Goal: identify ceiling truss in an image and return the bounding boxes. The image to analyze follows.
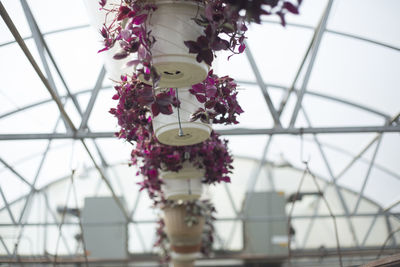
[0,0,399,263]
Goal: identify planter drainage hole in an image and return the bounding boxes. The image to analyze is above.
[175,133,192,140]
[162,70,184,79]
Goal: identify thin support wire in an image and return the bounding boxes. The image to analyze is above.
[43,192,72,254]
[377,227,400,259]
[353,136,383,214]
[287,167,308,267]
[307,163,343,267]
[301,107,360,247]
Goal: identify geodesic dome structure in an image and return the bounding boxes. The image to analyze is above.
[0,0,399,266]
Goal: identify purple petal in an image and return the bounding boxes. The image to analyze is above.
[121,29,131,41]
[283,2,299,14]
[195,94,207,103]
[151,103,160,117]
[205,87,217,98]
[238,43,246,53]
[133,14,148,25]
[192,83,206,93]
[99,0,106,7]
[113,50,129,60]
[184,40,200,53]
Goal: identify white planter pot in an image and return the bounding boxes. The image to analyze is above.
[162,162,204,200]
[148,0,209,88]
[85,0,209,85]
[152,88,211,146]
[163,205,205,246]
[163,177,202,201]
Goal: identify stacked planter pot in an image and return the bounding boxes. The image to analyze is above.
[148,3,212,265]
[152,88,212,146]
[146,0,209,88]
[94,0,302,265]
[161,162,204,201]
[148,1,211,146]
[164,205,205,266]
[86,0,212,146]
[89,0,249,265]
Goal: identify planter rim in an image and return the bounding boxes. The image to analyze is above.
[149,0,205,8]
[161,161,205,179]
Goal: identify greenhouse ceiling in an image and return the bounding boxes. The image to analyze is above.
[0,0,399,265]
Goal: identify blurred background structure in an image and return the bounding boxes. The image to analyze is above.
[0,0,399,266]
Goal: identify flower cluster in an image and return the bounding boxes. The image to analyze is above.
[109,74,179,142]
[99,0,160,84]
[131,131,234,199]
[190,70,243,124]
[99,0,301,79]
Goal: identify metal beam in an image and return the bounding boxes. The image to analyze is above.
[237,80,391,119]
[245,136,272,194]
[1,83,391,122]
[0,3,130,223]
[353,136,383,214]
[128,191,142,219]
[261,19,400,52]
[0,2,76,132]
[20,0,71,132]
[0,24,90,48]
[361,209,387,247]
[289,0,333,127]
[384,199,400,212]
[42,191,72,254]
[69,172,89,266]
[21,1,84,117]
[0,158,34,189]
[0,187,17,224]
[11,117,63,259]
[0,212,397,226]
[1,16,398,53]
[302,107,360,246]
[1,125,400,141]
[79,67,106,130]
[335,113,400,183]
[300,136,400,182]
[0,236,10,256]
[277,9,317,117]
[244,41,282,127]
[300,115,399,248]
